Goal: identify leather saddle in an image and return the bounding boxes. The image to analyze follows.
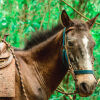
[0,42,13,68]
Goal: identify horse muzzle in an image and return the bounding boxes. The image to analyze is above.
[76,74,97,97]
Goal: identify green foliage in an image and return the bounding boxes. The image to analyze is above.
[0,0,100,100]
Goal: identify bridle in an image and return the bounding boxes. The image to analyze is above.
[62,27,94,75]
[58,27,96,98]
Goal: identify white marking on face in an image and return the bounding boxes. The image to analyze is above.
[82,36,92,70]
[76,57,79,62]
[88,75,92,81]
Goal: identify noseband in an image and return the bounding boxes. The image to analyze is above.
[62,28,94,75]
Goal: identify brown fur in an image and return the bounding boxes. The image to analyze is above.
[14,31,66,100]
[0,10,98,100]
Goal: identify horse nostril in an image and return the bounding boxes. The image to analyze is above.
[92,82,97,89]
[80,82,89,93]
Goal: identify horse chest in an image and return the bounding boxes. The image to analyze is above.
[17,58,47,100]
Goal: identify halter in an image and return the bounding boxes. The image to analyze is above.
[62,27,94,75]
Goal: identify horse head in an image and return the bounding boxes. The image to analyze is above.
[61,10,99,97]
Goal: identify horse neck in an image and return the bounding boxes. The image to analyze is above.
[30,29,68,97]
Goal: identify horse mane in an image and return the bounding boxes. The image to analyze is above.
[24,20,88,50]
[24,24,63,50]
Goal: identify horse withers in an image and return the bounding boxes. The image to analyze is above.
[0,10,99,100]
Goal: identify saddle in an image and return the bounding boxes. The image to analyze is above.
[0,42,15,97]
[0,42,13,68]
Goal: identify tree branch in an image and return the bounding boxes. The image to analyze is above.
[61,0,100,25]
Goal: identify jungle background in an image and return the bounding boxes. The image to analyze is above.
[0,0,100,100]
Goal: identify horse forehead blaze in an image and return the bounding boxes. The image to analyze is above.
[82,35,92,70]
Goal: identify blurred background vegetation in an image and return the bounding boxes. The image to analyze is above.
[0,0,100,100]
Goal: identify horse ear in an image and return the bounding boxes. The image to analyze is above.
[61,10,74,28]
[86,14,99,29]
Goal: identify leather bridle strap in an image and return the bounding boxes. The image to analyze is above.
[74,70,94,75]
[62,28,69,66]
[62,27,94,75]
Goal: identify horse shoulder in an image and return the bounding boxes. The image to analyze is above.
[14,51,47,100]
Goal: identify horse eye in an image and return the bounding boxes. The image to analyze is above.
[93,57,96,61]
[68,41,74,47]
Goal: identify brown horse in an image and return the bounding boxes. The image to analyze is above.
[0,10,99,100]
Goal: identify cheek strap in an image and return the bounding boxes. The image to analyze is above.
[74,70,94,75]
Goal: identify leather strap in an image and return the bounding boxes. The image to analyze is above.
[62,28,94,75]
[74,70,94,75]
